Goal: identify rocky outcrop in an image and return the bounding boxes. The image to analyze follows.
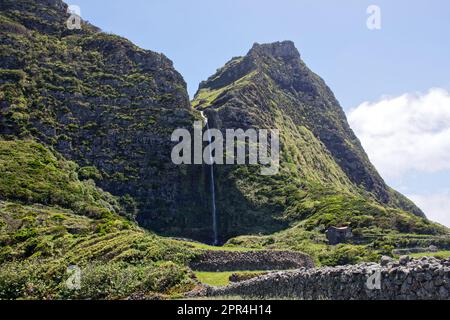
[205,257,450,300]
[189,250,314,272]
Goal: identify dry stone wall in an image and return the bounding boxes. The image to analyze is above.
[206,256,450,300]
[189,250,315,272]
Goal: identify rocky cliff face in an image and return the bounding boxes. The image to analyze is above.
[0,0,213,240]
[193,41,429,241]
[0,1,439,245]
[197,41,422,215]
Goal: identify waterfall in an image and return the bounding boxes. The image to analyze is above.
[201,111,219,246]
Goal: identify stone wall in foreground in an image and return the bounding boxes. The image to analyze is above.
[206,256,450,300]
[189,250,315,272]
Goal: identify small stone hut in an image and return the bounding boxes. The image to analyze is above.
[326,226,353,245]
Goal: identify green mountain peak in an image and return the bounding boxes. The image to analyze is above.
[192,41,428,241]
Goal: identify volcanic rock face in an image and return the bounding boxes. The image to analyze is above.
[0,0,213,240]
[192,41,426,240]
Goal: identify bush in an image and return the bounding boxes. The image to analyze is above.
[0,260,194,300]
[0,261,63,300]
[59,262,193,300]
[0,263,32,299]
[319,244,380,266]
[143,262,192,294]
[78,166,102,181]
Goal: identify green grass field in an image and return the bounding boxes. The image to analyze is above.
[194,271,270,287]
[409,251,450,259]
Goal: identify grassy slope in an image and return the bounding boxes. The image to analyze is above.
[0,140,122,218]
[410,251,450,259]
[0,140,198,299]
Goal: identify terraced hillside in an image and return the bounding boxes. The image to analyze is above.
[0,140,199,299]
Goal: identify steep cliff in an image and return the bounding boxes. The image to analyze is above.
[0,0,213,240]
[192,41,434,241]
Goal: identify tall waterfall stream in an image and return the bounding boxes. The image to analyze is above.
[201,111,218,245]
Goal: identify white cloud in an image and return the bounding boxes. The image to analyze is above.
[348,88,450,179]
[348,88,450,227]
[408,193,450,228]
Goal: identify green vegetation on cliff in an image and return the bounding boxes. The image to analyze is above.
[0,140,123,218]
[192,41,446,243]
[0,0,213,242]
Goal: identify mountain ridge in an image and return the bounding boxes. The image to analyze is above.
[1,0,444,247]
[192,40,435,242]
[195,40,424,216]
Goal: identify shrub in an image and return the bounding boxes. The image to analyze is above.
[319,244,380,266]
[78,166,102,181]
[0,260,194,300]
[58,262,193,300]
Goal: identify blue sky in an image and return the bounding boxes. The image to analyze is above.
[70,0,450,226]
